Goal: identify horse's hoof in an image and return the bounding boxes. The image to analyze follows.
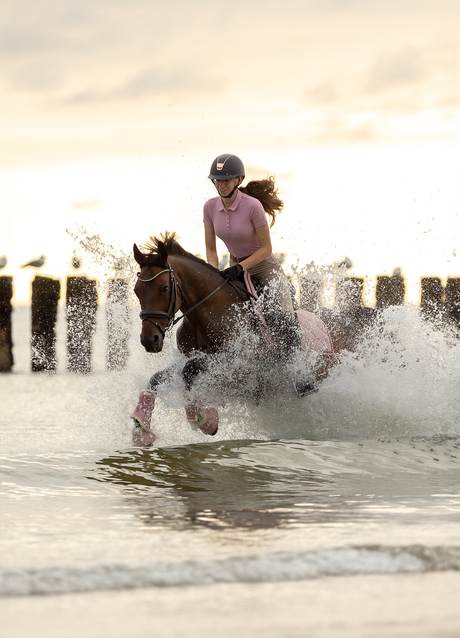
[185,401,219,436]
[199,409,219,436]
[132,423,156,447]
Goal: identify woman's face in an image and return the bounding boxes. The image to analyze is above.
[215,177,240,198]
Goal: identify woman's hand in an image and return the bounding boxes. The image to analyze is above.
[220,264,243,280]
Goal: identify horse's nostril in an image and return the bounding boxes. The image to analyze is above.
[140,331,163,353]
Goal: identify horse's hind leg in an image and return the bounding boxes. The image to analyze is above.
[182,356,219,436]
[131,368,174,447]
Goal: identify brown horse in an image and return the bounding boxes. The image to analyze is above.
[131,232,335,446]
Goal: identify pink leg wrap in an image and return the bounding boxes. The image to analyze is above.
[185,399,219,436]
[132,427,156,447]
[131,390,156,447]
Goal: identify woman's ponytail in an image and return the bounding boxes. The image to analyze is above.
[240,176,284,227]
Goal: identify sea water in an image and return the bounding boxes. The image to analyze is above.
[1,303,460,638]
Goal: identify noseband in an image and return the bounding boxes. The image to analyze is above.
[137,262,181,339]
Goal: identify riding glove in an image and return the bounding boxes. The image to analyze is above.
[220,264,243,280]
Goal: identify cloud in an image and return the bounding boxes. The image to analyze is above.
[0,30,63,56]
[314,118,376,144]
[0,2,97,56]
[301,38,460,118]
[1,0,459,166]
[111,66,224,100]
[0,1,228,107]
[7,60,64,92]
[63,65,226,105]
[363,48,426,94]
[304,81,342,105]
[438,93,460,108]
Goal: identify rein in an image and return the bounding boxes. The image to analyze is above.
[137,262,229,337]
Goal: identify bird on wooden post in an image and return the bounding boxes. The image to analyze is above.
[335,256,353,272]
[21,255,46,269]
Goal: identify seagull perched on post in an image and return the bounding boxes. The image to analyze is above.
[334,256,353,271]
[21,255,46,269]
[0,256,7,270]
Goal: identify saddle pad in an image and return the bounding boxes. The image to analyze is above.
[297,308,334,354]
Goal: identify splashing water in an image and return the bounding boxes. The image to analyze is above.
[60,303,459,452]
[27,228,458,451]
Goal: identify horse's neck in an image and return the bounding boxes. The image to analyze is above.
[171,256,224,308]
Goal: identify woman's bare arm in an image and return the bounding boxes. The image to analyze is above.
[204,224,219,268]
[240,224,272,270]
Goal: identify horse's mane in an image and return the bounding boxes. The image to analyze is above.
[141,231,219,273]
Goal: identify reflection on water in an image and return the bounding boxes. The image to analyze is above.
[90,437,460,532]
[92,441,330,530]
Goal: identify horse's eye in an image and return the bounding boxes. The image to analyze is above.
[161,285,169,294]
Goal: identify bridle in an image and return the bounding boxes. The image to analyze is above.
[136,261,228,338]
[137,262,181,339]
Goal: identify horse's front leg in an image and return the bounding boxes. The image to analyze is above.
[131,368,174,447]
[182,356,219,436]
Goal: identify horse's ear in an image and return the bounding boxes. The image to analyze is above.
[133,243,144,266]
[157,241,168,265]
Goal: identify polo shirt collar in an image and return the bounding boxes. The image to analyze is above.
[218,189,242,212]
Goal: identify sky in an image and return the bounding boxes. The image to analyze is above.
[1,0,459,302]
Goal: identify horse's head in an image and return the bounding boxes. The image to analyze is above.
[133,242,180,353]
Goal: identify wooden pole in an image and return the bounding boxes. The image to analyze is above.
[375,275,406,309]
[31,275,61,372]
[331,276,376,351]
[445,277,460,328]
[335,276,364,309]
[0,276,13,372]
[66,276,98,373]
[420,277,444,323]
[300,278,323,313]
[106,279,130,371]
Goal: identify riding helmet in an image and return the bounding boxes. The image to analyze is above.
[208,154,245,180]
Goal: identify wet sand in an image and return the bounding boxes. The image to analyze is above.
[2,572,460,638]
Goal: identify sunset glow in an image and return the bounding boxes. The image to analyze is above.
[1,0,459,302]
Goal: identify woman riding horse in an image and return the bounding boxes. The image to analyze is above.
[130,155,327,446]
[205,154,308,391]
[131,231,334,446]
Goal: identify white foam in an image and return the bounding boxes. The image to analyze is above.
[1,545,460,597]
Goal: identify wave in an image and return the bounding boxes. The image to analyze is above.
[2,545,460,597]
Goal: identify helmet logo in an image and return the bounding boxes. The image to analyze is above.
[216,156,232,171]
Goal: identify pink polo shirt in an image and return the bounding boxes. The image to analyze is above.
[203,190,268,258]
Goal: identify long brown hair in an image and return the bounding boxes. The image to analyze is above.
[240,176,283,227]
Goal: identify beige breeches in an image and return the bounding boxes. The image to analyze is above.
[230,253,295,320]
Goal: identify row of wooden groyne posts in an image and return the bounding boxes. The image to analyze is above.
[0,273,459,373]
